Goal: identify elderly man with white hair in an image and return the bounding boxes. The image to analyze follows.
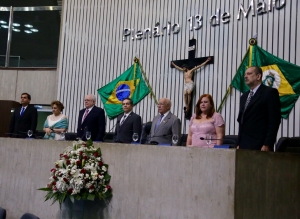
[150,98,181,145]
[77,94,106,141]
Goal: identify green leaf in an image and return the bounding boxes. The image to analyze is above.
[69,195,75,203]
[87,194,95,201]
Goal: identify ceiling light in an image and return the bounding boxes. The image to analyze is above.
[24,30,32,34]
[30,29,38,32]
[13,23,20,26]
[1,25,9,28]
[13,29,21,32]
[24,24,33,28]
[0,20,7,24]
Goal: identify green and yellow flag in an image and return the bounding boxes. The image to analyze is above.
[98,61,150,119]
[222,39,300,119]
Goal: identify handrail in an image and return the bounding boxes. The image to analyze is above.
[0,5,62,68]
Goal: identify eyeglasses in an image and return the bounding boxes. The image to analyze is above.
[84,99,93,102]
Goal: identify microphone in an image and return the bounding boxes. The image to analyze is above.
[103,121,119,142]
[199,137,236,147]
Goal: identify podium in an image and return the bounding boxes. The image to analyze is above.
[0,100,20,137]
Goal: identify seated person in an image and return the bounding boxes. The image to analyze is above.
[43,100,68,140]
[186,94,225,147]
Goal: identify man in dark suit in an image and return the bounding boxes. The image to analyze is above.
[150,98,181,145]
[114,98,142,143]
[9,93,38,138]
[77,94,106,141]
[237,66,281,151]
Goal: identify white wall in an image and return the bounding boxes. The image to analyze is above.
[57,0,300,138]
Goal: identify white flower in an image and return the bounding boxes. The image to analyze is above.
[101,166,107,171]
[98,174,104,179]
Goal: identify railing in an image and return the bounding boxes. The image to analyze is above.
[0,6,62,67]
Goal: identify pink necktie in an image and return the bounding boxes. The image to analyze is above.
[82,109,89,123]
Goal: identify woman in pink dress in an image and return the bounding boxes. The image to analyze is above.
[186,94,225,148]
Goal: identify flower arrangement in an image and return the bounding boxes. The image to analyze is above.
[39,140,112,205]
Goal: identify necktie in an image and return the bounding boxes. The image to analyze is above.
[82,109,89,123]
[120,115,127,125]
[241,91,254,124]
[154,114,164,131]
[20,107,25,116]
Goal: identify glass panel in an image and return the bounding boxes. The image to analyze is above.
[10,10,60,67]
[0,11,9,67]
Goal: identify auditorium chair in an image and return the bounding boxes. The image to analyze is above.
[275,137,300,153]
[140,122,152,144]
[20,213,40,219]
[0,207,6,219]
[223,135,238,148]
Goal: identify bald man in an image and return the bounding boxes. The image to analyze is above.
[77,94,106,141]
[150,98,181,145]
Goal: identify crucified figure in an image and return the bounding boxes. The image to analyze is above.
[171,57,211,113]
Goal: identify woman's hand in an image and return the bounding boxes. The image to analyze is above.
[45,128,52,135]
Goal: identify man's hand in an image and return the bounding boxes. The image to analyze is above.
[261,145,270,151]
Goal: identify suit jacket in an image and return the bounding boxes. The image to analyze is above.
[114,112,142,143]
[9,104,38,138]
[77,106,106,141]
[150,112,181,145]
[237,84,281,150]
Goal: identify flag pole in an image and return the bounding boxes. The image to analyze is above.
[134,57,158,104]
[217,46,251,112]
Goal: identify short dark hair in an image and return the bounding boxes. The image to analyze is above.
[122,98,133,105]
[51,100,65,111]
[21,93,31,100]
[251,66,263,76]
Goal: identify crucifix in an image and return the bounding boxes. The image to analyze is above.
[171,38,213,119]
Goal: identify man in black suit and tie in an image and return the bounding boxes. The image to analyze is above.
[9,93,38,138]
[114,98,142,143]
[77,94,106,141]
[237,66,281,151]
[150,98,181,145]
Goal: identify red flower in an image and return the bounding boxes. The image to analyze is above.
[59,154,63,158]
[76,160,81,165]
[66,160,71,165]
[106,185,111,190]
[83,156,88,160]
[80,169,87,174]
[52,181,56,185]
[98,161,104,166]
[67,188,73,194]
[82,142,87,146]
[94,152,98,157]
[55,164,59,168]
[63,155,69,159]
[89,185,95,189]
[63,178,68,183]
[51,168,56,173]
[53,176,57,180]
[79,151,83,156]
[53,186,58,191]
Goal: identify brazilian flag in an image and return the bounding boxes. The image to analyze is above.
[231,38,300,119]
[98,62,150,119]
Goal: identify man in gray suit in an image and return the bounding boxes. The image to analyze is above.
[150,98,181,145]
